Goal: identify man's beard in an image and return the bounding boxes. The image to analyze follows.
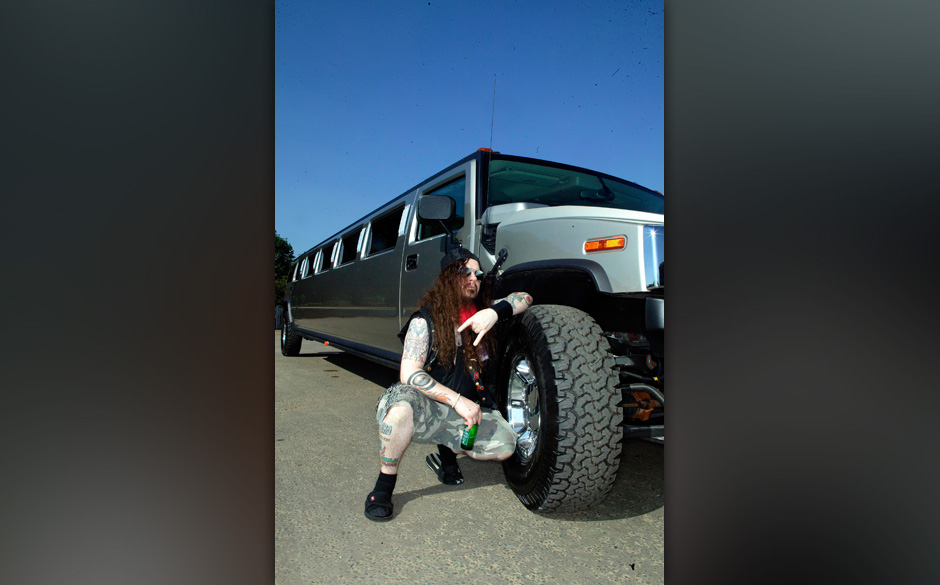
[464,282,479,299]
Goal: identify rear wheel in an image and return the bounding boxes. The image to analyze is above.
[498,305,622,511]
[280,310,302,356]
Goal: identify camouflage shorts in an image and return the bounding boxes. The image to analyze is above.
[375,383,517,457]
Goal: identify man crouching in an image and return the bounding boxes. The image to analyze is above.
[364,246,533,521]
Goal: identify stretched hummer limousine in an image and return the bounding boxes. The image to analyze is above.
[281,148,664,512]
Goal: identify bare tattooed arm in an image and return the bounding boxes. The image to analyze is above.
[400,317,450,406]
[402,317,430,364]
[400,316,481,428]
[505,292,534,315]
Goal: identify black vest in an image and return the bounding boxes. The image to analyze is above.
[398,307,498,409]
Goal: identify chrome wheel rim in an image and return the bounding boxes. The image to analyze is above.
[505,354,540,463]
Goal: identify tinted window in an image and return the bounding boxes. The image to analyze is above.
[320,247,332,272]
[316,247,332,273]
[367,206,404,256]
[417,176,466,241]
[339,229,361,265]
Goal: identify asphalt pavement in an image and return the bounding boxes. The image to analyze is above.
[275,333,664,585]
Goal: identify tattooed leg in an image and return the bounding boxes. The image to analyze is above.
[378,402,414,475]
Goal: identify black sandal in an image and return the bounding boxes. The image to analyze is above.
[364,491,394,522]
[426,453,464,485]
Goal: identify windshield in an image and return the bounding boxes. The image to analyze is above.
[487,158,663,214]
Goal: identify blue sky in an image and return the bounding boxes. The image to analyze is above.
[275,0,663,258]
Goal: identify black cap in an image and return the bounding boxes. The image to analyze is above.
[440,246,479,271]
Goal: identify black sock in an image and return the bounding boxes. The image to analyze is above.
[437,444,458,466]
[373,472,397,495]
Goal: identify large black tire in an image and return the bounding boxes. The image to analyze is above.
[497,305,622,512]
[280,311,302,356]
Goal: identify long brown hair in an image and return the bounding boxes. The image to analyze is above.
[418,259,494,373]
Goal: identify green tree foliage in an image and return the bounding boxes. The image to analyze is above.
[275,230,295,307]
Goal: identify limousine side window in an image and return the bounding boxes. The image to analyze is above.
[317,247,332,273]
[338,228,362,266]
[291,262,299,281]
[366,206,405,257]
[416,176,466,241]
[299,256,310,278]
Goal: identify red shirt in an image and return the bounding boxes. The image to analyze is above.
[459,303,477,326]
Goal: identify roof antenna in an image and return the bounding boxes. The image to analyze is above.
[489,74,496,150]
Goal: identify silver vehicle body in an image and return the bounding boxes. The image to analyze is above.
[286,151,662,355]
[282,149,664,511]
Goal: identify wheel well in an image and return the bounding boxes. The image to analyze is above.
[494,267,651,334]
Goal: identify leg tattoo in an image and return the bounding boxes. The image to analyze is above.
[378,402,413,474]
[379,421,399,468]
[379,445,400,468]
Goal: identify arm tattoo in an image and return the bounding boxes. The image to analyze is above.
[403,318,430,363]
[507,292,533,311]
[406,371,437,391]
[405,370,453,404]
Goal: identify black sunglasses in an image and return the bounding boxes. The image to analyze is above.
[460,267,485,279]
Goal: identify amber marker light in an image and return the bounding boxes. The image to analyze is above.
[584,236,626,253]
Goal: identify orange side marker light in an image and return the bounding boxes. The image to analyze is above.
[584,236,626,253]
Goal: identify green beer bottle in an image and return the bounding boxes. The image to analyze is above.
[461,371,483,450]
[460,423,478,450]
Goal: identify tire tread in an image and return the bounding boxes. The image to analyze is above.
[514,305,623,511]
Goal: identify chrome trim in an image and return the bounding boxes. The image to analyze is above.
[643,225,664,289]
[505,355,541,464]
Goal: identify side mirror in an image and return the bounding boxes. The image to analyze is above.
[417,195,455,221]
